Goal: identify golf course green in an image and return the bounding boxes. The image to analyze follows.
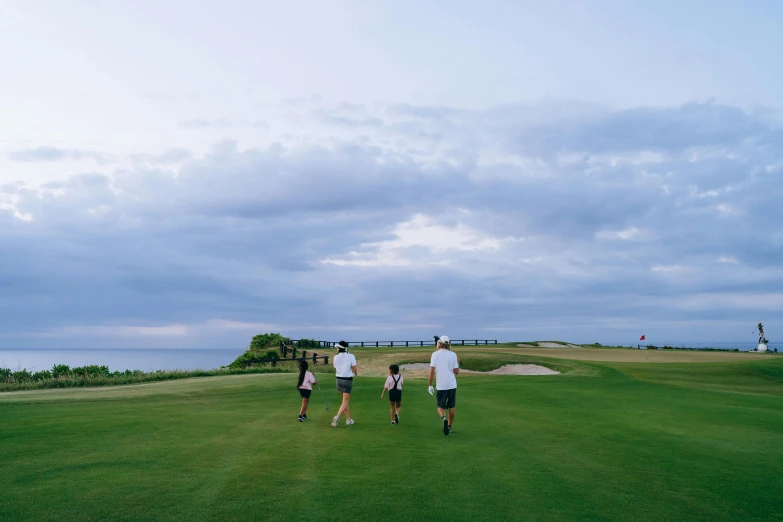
[1,345,781,521]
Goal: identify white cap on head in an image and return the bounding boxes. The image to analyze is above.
[439,335,450,343]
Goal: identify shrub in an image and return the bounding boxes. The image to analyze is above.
[0,368,11,381]
[32,370,52,381]
[249,333,290,352]
[12,369,33,382]
[230,333,290,368]
[663,346,673,350]
[72,365,110,377]
[51,364,71,378]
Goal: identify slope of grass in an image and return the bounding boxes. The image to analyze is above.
[1,354,782,521]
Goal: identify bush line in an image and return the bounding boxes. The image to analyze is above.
[0,363,306,393]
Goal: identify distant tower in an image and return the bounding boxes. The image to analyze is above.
[756,322,769,352]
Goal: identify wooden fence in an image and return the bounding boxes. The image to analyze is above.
[283,339,498,349]
[278,344,330,364]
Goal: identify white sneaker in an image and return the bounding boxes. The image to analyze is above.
[331,416,338,427]
[346,418,355,425]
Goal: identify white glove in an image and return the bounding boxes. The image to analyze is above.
[428,386,434,395]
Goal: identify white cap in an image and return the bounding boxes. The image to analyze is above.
[439,335,450,343]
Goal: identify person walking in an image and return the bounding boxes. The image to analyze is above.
[428,335,459,435]
[331,340,357,427]
[380,364,403,424]
[296,360,317,422]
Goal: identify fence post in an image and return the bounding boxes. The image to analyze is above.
[391,341,394,347]
[325,356,329,365]
[376,341,379,347]
[312,353,317,363]
[406,341,409,347]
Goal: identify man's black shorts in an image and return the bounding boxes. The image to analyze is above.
[436,388,456,409]
[298,388,312,399]
[389,389,402,403]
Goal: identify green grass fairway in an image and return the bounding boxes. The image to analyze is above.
[2,349,782,521]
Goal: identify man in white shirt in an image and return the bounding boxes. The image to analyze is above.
[332,341,358,427]
[428,335,459,436]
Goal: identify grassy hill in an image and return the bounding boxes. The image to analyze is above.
[1,345,781,521]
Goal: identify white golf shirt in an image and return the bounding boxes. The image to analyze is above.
[430,349,458,390]
[333,352,357,378]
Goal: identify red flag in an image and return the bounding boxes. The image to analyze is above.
[640,335,646,341]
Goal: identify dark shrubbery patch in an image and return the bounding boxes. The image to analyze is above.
[51,364,71,378]
[12,369,32,382]
[72,365,111,377]
[230,332,291,368]
[248,333,290,352]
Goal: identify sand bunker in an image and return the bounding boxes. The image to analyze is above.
[518,342,581,348]
[401,363,558,375]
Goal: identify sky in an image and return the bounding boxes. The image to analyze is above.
[1,0,782,349]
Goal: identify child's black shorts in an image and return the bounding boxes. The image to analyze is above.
[299,388,312,399]
[389,389,402,403]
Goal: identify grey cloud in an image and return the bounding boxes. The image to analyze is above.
[388,103,466,122]
[309,108,383,128]
[2,101,782,348]
[8,147,115,164]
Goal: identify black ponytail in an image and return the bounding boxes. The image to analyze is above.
[297,360,309,388]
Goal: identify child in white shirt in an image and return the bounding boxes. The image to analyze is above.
[380,364,403,424]
[297,360,317,422]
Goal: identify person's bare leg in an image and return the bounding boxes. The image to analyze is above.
[438,407,446,418]
[336,393,350,419]
[448,408,455,427]
[396,401,401,415]
[342,394,352,420]
[299,398,309,416]
[390,402,395,421]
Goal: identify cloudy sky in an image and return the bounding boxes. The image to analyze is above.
[2,0,782,349]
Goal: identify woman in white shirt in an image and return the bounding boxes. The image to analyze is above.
[331,341,357,427]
